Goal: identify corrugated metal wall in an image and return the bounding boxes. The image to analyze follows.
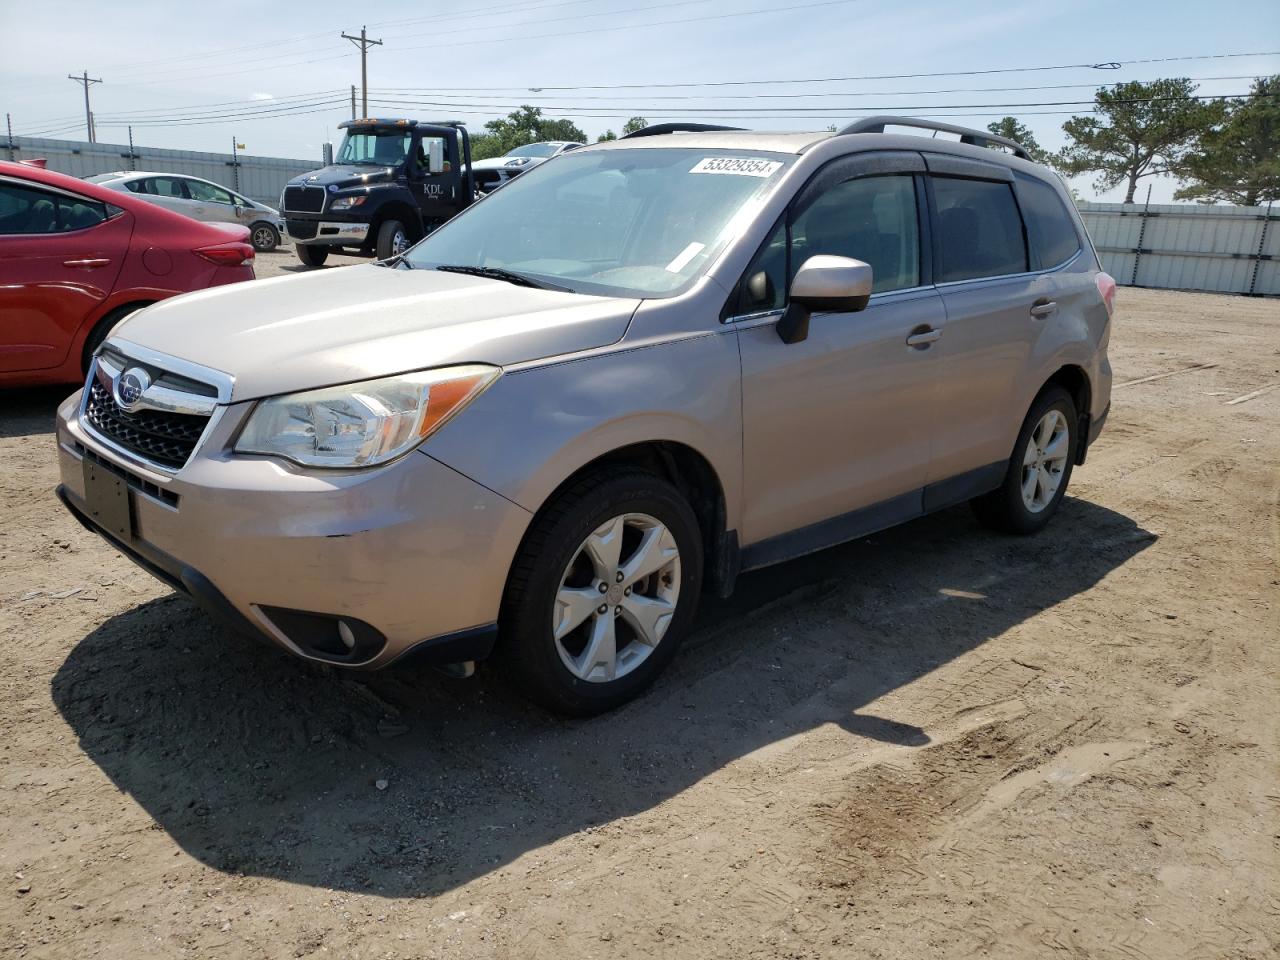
[1078,201,1278,297]
[3,136,319,206]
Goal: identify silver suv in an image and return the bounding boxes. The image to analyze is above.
[55,117,1114,715]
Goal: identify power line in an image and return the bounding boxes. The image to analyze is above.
[67,70,103,142]
[341,26,383,118]
[378,74,1267,102]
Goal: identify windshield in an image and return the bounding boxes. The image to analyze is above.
[336,130,411,166]
[505,142,561,158]
[406,147,794,297]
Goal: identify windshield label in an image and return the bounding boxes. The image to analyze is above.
[690,157,783,178]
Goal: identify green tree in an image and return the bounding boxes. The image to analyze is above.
[1056,78,1224,203]
[1174,76,1280,206]
[597,130,618,142]
[621,116,649,135]
[468,106,588,161]
[986,117,1051,165]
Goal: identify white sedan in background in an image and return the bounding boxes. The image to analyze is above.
[86,171,286,252]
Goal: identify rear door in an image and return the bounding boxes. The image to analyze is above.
[734,153,947,552]
[923,154,1046,481]
[0,177,130,372]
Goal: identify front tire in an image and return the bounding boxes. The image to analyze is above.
[250,222,280,253]
[295,244,329,267]
[375,219,411,260]
[972,386,1077,534]
[499,469,704,716]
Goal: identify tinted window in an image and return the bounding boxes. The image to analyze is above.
[1015,173,1081,269]
[0,182,106,234]
[932,177,1028,282]
[186,179,235,204]
[793,175,920,293]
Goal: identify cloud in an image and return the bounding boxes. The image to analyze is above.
[250,92,274,101]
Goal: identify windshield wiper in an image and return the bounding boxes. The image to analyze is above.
[377,252,413,270]
[434,264,572,292]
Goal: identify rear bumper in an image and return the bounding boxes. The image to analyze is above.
[55,392,531,669]
[285,219,369,246]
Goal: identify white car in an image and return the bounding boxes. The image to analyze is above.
[469,141,583,191]
[86,171,286,252]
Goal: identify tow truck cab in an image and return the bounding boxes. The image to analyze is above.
[281,118,475,266]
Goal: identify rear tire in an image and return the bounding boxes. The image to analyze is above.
[81,304,145,374]
[375,219,410,260]
[250,222,280,253]
[296,244,329,267]
[971,386,1077,534]
[499,469,704,716]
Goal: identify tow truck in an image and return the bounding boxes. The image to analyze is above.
[280,118,479,266]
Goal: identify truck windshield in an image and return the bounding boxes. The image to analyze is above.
[337,130,411,166]
[405,147,795,298]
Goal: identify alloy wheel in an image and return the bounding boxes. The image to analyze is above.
[553,513,681,683]
[1021,409,1070,513]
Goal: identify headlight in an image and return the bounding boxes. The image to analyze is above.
[235,365,499,468]
[329,195,367,210]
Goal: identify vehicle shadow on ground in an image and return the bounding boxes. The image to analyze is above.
[51,497,1154,898]
[0,386,73,439]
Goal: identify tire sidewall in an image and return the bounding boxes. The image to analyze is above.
[999,388,1077,533]
[296,244,328,267]
[376,220,408,260]
[504,474,703,714]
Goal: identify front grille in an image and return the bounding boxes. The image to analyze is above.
[283,185,325,213]
[286,219,318,240]
[84,381,210,470]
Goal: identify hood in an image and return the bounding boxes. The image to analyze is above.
[111,265,638,401]
[289,165,399,191]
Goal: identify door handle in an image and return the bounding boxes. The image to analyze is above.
[906,326,942,349]
[63,258,111,269]
[1030,299,1058,319]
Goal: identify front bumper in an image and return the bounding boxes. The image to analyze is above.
[285,219,369,246]
[55,391,531,668]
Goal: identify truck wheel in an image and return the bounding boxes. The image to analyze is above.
[499,469,704,716]
[296,244,329,267]
[250,223,280,253]
[971,386,1077,534]
[375,220,410,260]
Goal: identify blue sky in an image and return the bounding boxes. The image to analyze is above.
[2,0,1277,201]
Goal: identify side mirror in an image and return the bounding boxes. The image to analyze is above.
[425,139,445,175]
[777,255,873,344]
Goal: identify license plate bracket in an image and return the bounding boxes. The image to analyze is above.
[82,460,134,542]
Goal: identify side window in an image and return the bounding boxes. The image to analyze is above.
[150,177,188,199]
[792,175,920,293]
[124,180,146,194]
[186,180,235,204]
[931,177,1028,282]
[1014,172,1081,269]
[0,182,105,234]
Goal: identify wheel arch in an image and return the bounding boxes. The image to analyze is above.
[511,440,735,599]
[369,199,424,241]
[77,298,159,373]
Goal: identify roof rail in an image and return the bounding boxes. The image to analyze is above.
[836,115,1031,161]
[621,122,747,139]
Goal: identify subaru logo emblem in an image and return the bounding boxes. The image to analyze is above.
[114,367,151,412]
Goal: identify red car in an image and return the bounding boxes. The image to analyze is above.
[0,160,255,388]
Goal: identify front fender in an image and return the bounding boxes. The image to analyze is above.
[423,330,744,528]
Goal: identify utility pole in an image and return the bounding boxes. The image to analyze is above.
[341,26,382,118]
[68,70,103,143]
[5,113,14,162]
[350,84,357,121]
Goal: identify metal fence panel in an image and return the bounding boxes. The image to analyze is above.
[1078,201,1277,297]
[4,135,318,206]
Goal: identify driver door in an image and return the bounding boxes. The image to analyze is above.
[733,155,946,561]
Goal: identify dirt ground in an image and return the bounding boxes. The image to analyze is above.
[1,285,1276,959]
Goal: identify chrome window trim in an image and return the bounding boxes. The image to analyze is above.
[725,283,937,324]
[932,246,1084,291]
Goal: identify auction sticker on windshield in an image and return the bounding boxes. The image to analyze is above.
[690,157,783,177]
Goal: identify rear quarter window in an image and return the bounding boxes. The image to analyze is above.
[1014,172,1082,269]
